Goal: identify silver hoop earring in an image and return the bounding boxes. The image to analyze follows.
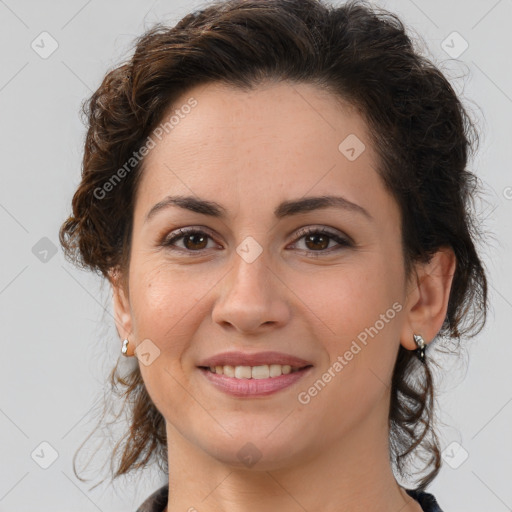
[413,334,426,364]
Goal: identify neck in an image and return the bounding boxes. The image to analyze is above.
[163,398,422,512]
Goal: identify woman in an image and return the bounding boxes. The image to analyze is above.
[59,0,488,510]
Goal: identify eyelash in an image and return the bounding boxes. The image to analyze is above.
[161,226,352,257]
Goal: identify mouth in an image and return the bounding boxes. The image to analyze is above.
[198,363,312,379]
[196,351,314,397]
[197,363,313,397]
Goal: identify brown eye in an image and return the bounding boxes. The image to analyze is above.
[304,232,330,251]
[291,227,352,256]
[183,233,208,250]
[162,228,217,252]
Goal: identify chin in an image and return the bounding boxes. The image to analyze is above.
[199,427,312,471]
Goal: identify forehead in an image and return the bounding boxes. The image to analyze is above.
[135,81,389,221]
[148,80,366,156]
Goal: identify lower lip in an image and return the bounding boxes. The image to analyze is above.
[198,366,313,397]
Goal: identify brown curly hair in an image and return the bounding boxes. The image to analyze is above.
[59,0,488,492]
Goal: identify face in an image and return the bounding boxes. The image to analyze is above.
[114,81,415,469]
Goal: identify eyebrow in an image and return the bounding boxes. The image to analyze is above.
[144,194,372,223]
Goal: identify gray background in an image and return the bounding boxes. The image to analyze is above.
[0,0,511,510]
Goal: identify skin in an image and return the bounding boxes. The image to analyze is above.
[112,81,456,512]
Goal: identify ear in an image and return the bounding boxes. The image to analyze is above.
[400,247,457,350]
[109,268,135,351]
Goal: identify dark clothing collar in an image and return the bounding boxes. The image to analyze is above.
[136,484,444,511]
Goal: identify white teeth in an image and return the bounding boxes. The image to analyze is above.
[270,364,285,377]
[223,365,235,377]
[252,365,270,379]
[234,366,252,379]
[208,364,297,378]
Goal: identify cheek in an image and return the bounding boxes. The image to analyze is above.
[128,262,203,413]
[128,260,198,349]
[315,252,405,380]
[298,271,404,439]
[315,256,402,332]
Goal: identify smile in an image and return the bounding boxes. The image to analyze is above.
[198,365,313,397]
[204,363,304,378]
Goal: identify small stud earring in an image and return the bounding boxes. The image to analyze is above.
[121,338,133,357]
[413,334,426,364]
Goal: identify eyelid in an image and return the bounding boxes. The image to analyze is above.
[161,225,352,254]
[162,226,220,250]
[288,226,352,254]
[292,225,351,244]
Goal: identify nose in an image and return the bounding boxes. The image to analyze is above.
[211,251,291,334]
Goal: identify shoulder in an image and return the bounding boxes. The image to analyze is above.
[406,488,444,512]
[135,484,169,512]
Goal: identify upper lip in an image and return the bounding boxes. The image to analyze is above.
[198,351,313,368]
